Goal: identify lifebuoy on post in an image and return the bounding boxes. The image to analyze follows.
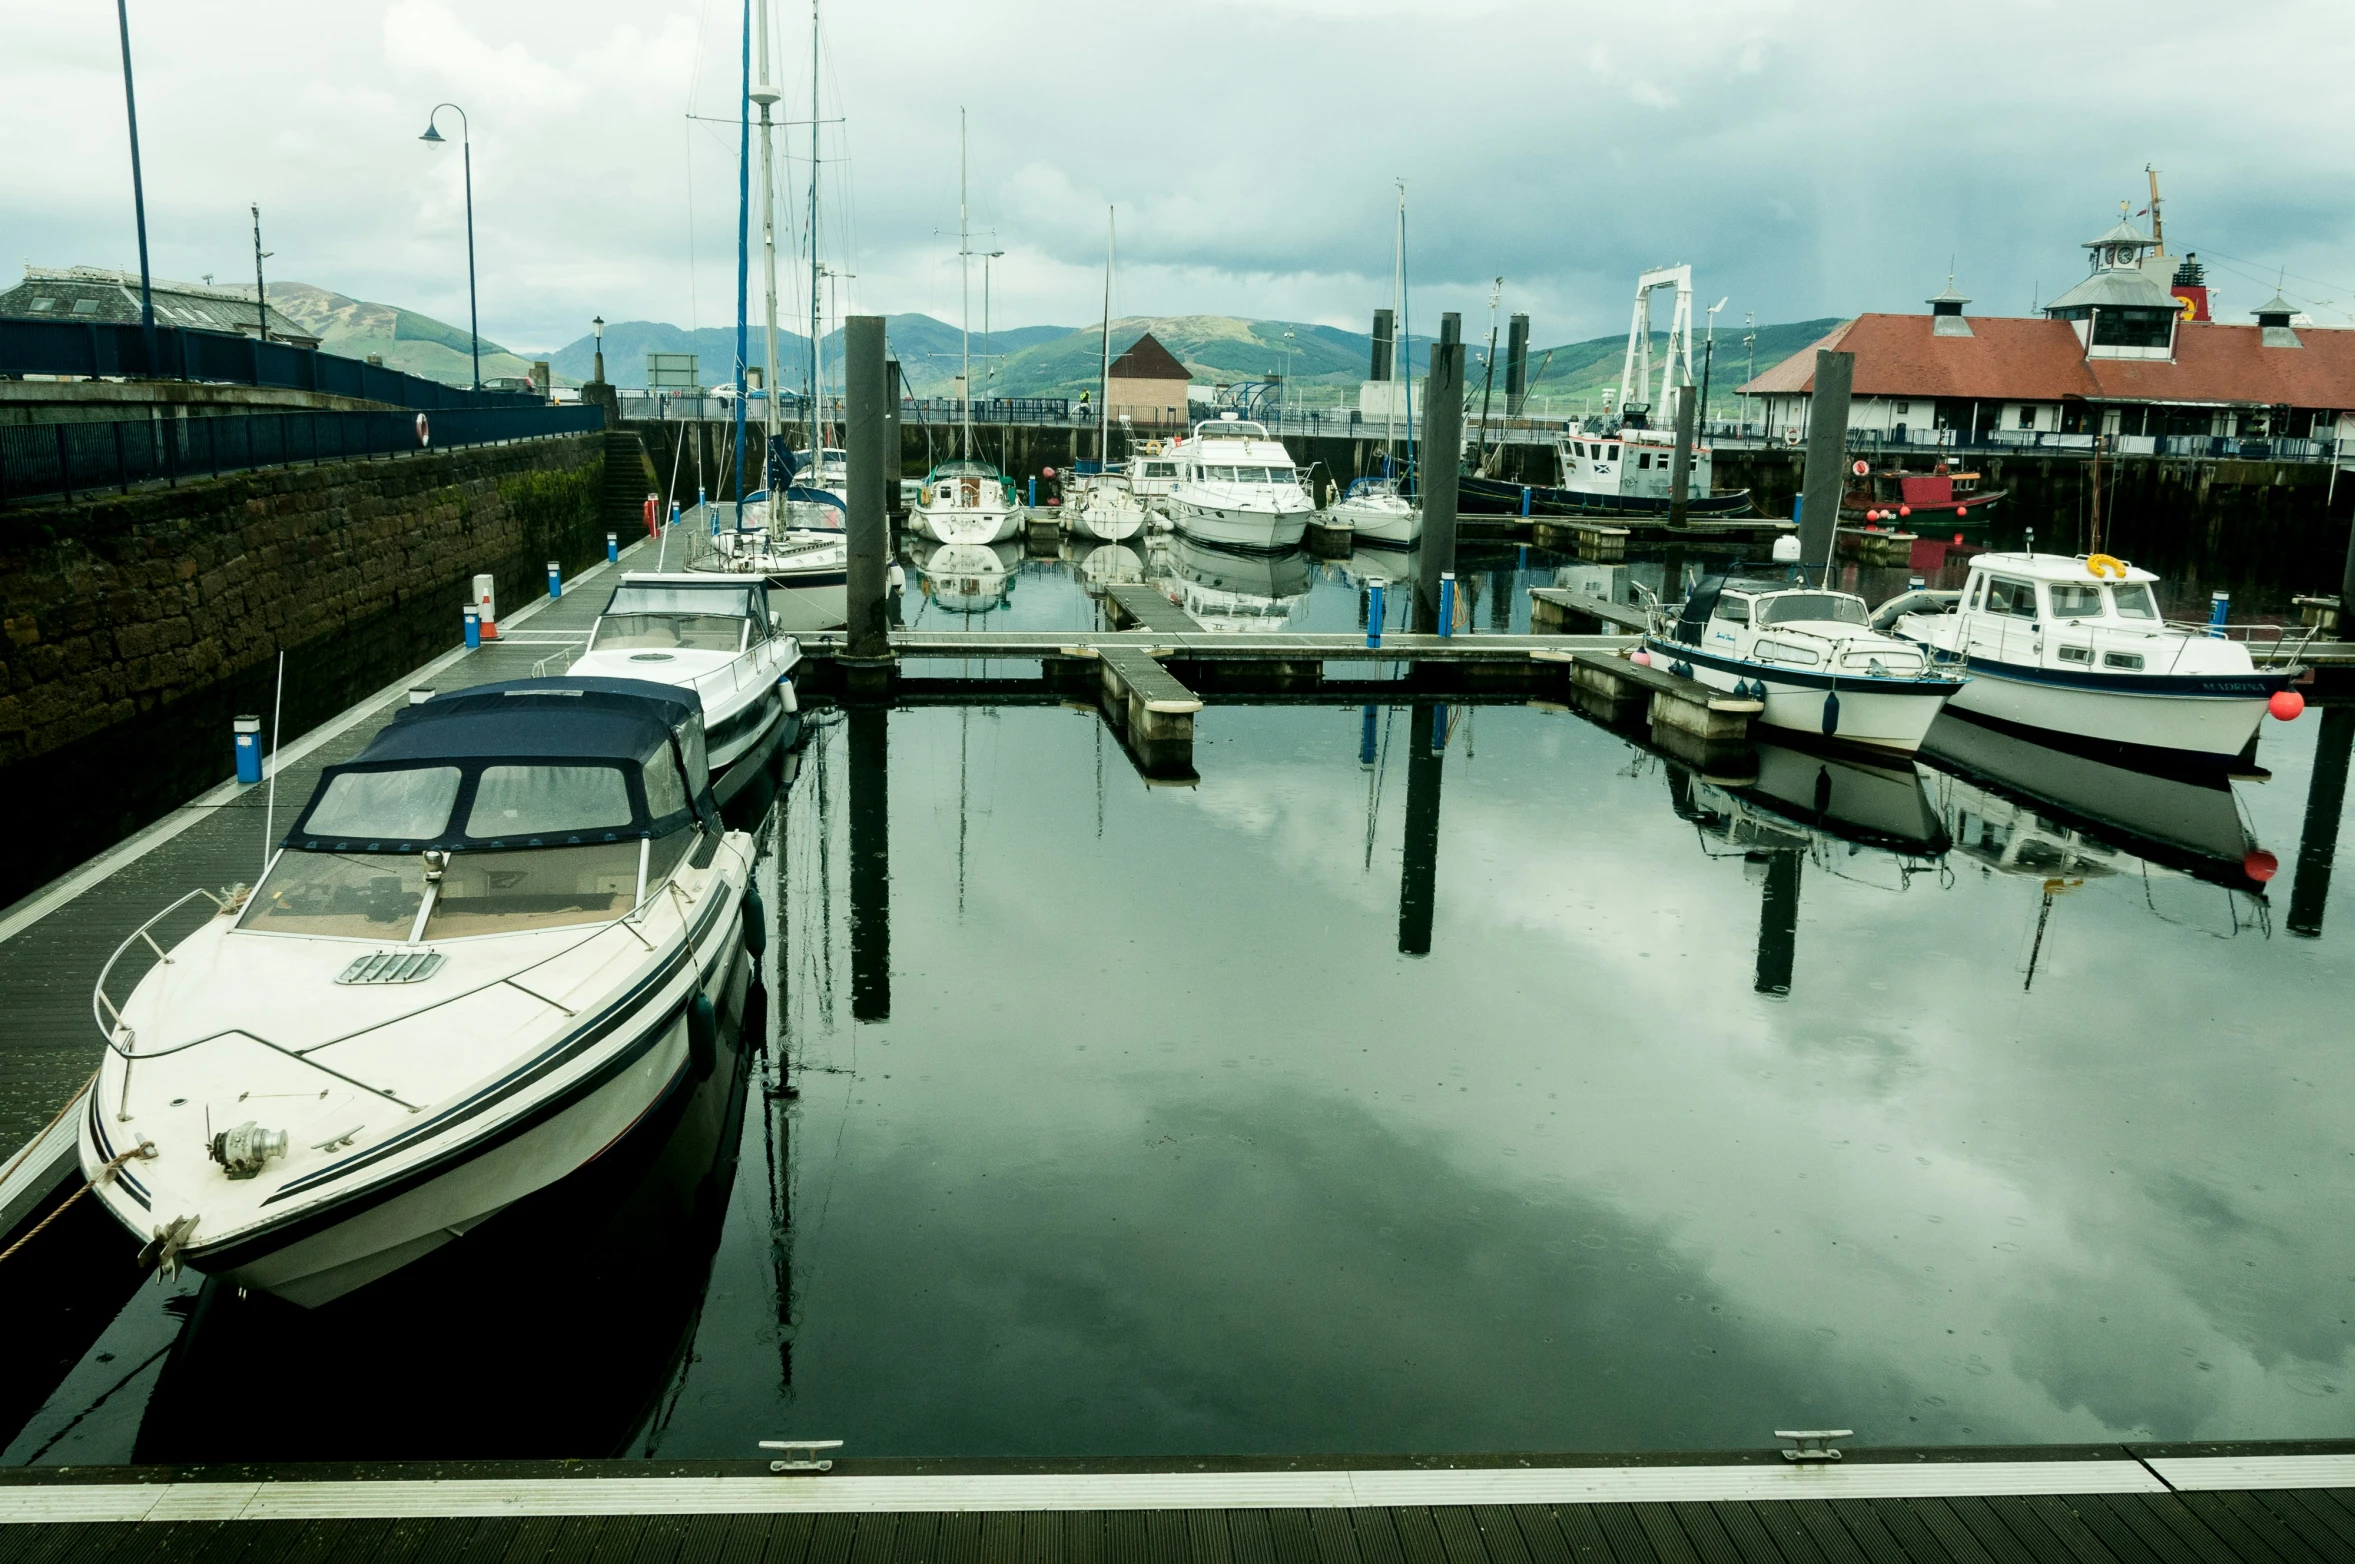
[415,412,431,448]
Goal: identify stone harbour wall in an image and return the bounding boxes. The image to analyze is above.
[0,433,605,903]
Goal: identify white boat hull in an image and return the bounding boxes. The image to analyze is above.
[1657,641,1956,752]
[1330,499,1421,546]
[1169,497,1308,551]
[1941,664,2270,761]
[916,504,1023,545]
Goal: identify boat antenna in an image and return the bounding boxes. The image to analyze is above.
[260,649,285,880]
[1385,183,1402,478]
[958,107,970,464]
[1397,180,1413,495]
[1476,275,1502,473]
[1099,206,1114,467]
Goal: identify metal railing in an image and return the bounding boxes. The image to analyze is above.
[0,317,544,412]
[1707,421,2344,463]
[0,404,607,508]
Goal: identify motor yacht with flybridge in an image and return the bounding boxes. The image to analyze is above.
[567,573,800,802]
[1888,551,2305,764]
[81,678,758,1307]
[1165,415,1313,551]
[1645,567,1966,752]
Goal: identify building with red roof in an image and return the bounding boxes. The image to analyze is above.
[1740,215,2355,454]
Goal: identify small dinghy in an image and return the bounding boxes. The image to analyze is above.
[80,679,760,1307]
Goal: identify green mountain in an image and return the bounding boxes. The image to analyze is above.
[263,281,558,387]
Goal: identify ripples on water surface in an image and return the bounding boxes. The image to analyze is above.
[9,539,2352,1464]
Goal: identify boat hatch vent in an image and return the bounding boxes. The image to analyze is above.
[337,950,446,985]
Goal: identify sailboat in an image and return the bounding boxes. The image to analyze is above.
[1329,183,1421,548]
[913,110,1024,546]
[1068,207,1147,544]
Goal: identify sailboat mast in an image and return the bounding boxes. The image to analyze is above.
[755,0,780,470]
[1385,184,1401,468]
[1398,182,1413,493]
[1098,207,1113,465]
[959,108,971,464]
[807,0,821,450]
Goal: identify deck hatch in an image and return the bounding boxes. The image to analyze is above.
[336,950,446,985]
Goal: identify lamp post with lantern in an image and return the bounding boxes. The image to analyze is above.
[417,103,481,390]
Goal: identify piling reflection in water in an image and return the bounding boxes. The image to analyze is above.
[1397,702,1448,957]
[848,703,892,1022]
[2289,705,2355,937]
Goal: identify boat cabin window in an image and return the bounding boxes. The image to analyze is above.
[1637,452,1653,469]
[592,585,753,653]
[641,738,690,821]
[1145,462,1176,478]
[424,841,644,938]
[2104,651,2146,670]
[1755,638,1822,666]
[1712,596,1752,626]
[2049,583,2105,619]
[1266,465,1296,483]
[2109,583,2159,620]
[1604,445,1619,461]
[238,852,428,938]
[465,764,635,840]
[304,766,462,841]
[1755,592,1868,627]
[1232,466,1268,484]
[1966,578,1984,610]
[1984,576,2038,619]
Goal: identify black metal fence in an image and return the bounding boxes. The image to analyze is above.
[0,405,607,508]
[0,318,543,412]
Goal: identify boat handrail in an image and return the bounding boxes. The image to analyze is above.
[88,834,753,1098]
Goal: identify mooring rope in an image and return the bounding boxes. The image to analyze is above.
[0,1133,154,1268]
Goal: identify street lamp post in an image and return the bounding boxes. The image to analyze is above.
[592,315,606,385]
[981,250,1005,411]
[418,103,481,390]
[113,0,155,372]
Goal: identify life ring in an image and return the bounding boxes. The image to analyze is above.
[415,412,431,447]
[2086,553,2127,579]
[1145,440,1163,455]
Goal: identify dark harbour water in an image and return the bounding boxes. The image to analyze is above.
[9,538,2355,1465]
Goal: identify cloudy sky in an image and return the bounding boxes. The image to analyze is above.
[7,1,2352,355]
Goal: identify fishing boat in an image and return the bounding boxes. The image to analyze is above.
[1459,266,1754,521]
[1889,551,2305,764]
[1645,572,1967,751]
[80,678,758,1307]
[1164,415,1313,551]
[567,574,800,801]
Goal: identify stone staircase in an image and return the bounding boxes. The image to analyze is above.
[598,429,657,546]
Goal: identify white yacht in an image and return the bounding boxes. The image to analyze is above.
[81,680,757,1306]
[1891,552,2301,762]
[1165,416,1312,551]
[682,502,848,632]
[1647,573,1966,751]
[912,458,1024,544]
[913,537,1019,617]
[567,574,800,801]
[1125,447,1184,515]
[1328,475,1421,547]
[1158,533,1309,631]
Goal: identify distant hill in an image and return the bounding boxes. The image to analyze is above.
[262,281,556,387]
[543,315,1073,390]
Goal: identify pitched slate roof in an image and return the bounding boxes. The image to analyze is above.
[1740,314,2355,409]
[1109,331,1190,382]
[0,265,321,346]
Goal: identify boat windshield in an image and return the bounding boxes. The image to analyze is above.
[237,852,428,938]
[2049,583,2105,619]
[422,840,648,937]
[2110,583,2159,620]
[592,613,747,652]
[1756,593,1869,627]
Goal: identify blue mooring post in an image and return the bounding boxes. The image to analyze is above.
[546,560,562,599]
[606,533,618,563]
[1028,476,1038,507]
[1360,704,1377,767]
[1438,571,1456,639]
[1520,485,1531,518]
[1431,702,1449,752]
[233,715,263,785]
[2209,591,2230,638]
[463,604,481,649]
[670,501,683,531]
[1368,581,1385,648]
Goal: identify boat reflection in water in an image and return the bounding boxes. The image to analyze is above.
[1670,744,1950,996]
[910,538,1021,619]
[1155,534,1309,631]
[125,755,794,1463]
[1070,539,1146,597]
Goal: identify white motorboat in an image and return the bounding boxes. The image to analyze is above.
[1646,573,1966,752]
[81,679,758,1307]
[1164,416,1312,551]
[1328,474,1421,547]
[567,573,800,801]
[1158,533,1309,631]
[912,458,1024,544]
[1890,552,2303,764]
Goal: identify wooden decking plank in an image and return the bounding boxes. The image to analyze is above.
[78,1517,186,1564]
[1141,1511,1190,1564]
[1631,1507,1707,1564]
[2,1529,109,1564]
[1224,1511,1279,1564]
[886,1512,939,1564]
[1514,1507,1607,1564]
[1698,1504,1797,1564]
[1858,1500,1958,1564]
[332,1521,400,1564]
[628,1512,691,1564]
[394,1516,481,1564]
[1309,1510,1365,1564]
[1936,1497,2046,1564]
[2269,1493,2355,1557]
[1266,1510,1323,1564]
[1102,1513,1149,1564]
[1896,1501,2001,1564]
[1658,1505,1746,1564]
[1469,1508,1534,1564]
[2169,1493,2302,1564]
[228,1519,318,1564]
[0,1527,78,1564]
[2041,1497,2164,1564]
[1749,1502,1839,1564]
[459,1519,521,1564]
[1386,1509,1452,1564]
[1590,1507,1665,1564]
[586,1514,646,1564]
[932,1512,983,1564]
[973,1512,1020,1564]
[2229,1493,2355,1564]
[2198,1492,2331,1564]
[802,1514,859,1564]
[1808,1500,1911,1564]
[1430,1508,1494,1564]
[2306,1495,2355,1534]
[752,1515,816,1564]
[844,1512,898,1564]
[1974,1497,2111,1564]
[1056,1511,1106,1564]
[669,1516,734,1564]
[1186,1513,1236,1564]
[2090,1496,2237,1564]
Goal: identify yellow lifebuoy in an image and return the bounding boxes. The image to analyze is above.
[2086,553,2127,579]
[1146,439,1163,455]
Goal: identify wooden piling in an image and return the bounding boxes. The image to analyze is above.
[845,316,891,668]
[1667,385,1696,528]
[1414,341,1465,633]
[1798,348,1855,577]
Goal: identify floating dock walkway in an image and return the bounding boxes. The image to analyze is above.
[4,1446,2354,1563]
